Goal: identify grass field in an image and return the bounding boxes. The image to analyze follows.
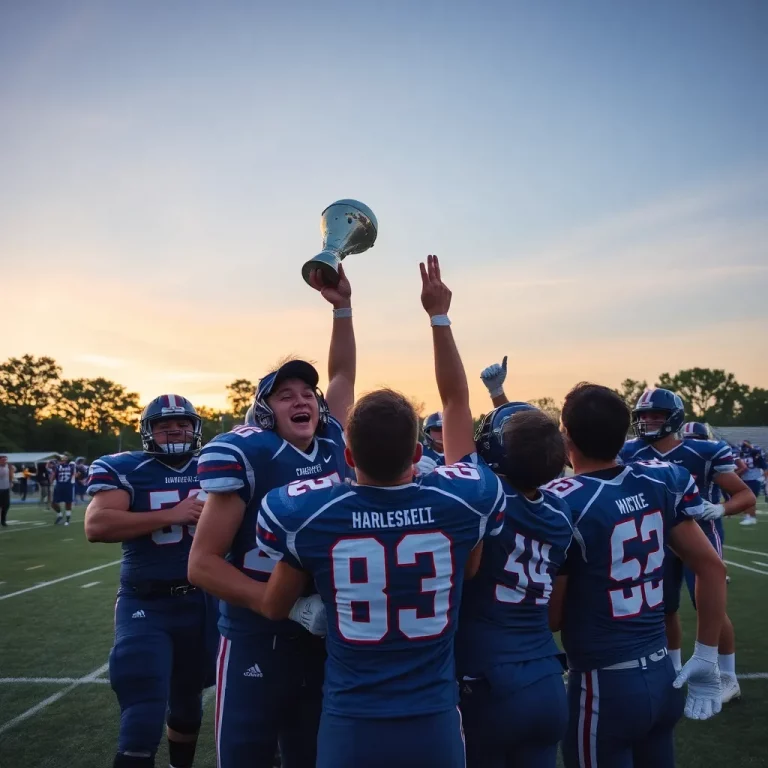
[1,500,768,768]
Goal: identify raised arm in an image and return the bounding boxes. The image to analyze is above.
[480,356,510,407]
[420,254,475,465]
[309,265,355,428]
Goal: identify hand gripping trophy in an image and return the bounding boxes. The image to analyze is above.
[302,199,378,286]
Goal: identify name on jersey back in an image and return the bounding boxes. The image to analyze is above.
[615,493,648,515]
[352,507,436,530]
[164,475,197,484]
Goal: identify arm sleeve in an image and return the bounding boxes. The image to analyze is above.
[670,466,704,526]
[256,493,303,569]
[86,460,130,497]
[197,439,255,504]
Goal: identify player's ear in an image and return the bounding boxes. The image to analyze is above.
[344,446,356,469]
[412,442,423,464]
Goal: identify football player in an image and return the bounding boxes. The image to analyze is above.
[548,384,726,768]
[253,254,505,768]
[187,265,356,768]
[52,452,76,525]
[416,411,445,474]
[480,355,510,408]
[85,395,218,768]
[621,391,754,703]
[458,400,572,767]
[74,456,88,504]
[738,440,766,525]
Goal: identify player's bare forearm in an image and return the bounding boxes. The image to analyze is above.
[669,520,726,646]
[432,326,474,464]
[491,392,510,407]
[85,505,179,543]
[325,312,356,427]
[260,561,309,620]
[187,550,266,612]
[716,473,755,516]
[693,566,727,647]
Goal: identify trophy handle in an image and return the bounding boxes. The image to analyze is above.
[302,251,341,286]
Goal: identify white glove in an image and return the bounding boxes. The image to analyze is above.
[416,455,438,476]
[480,356,508,397]
[698,501,725,521]
[673,642,722,720]
[288,594,327,637]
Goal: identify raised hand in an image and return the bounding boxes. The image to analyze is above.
[480,356,508,396]
[309,264,352,309]
[420,254,451,317]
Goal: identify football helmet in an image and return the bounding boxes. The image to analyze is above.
[140,394,202,456]
[251,360,329,432]
[631,389,685,442]
[422,412,443,448]
[475,401,537,472]
[682,422,713,441]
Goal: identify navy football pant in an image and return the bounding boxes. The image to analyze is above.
[684,520,723,608]
[215,631,324,768]
[563,656,683,768]
[460,658,567,768]
[317,707,465,768]
[110,591,218,759]
[52,483,74,504]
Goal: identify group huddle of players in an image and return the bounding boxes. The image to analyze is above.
[83,256,757,768]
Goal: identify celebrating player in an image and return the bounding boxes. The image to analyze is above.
[416,411,445,474]
[253,255,505,768]
[458,400,572,767]
[548,384,726,768]
[187,265,356,768]
[85,395,218,768]
[51,452,76,525]
[621,391,754,703]
[480,355,510,408]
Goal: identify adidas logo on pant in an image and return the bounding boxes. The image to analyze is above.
[131,610,146,619]
[244,664,263,678]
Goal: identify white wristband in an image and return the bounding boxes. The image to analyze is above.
[693,641,719,664]
[333,307,353,319]
[489,387,504,398]
[430,314,451,327]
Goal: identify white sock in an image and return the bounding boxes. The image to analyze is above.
[719,653,736,676]
[669,648,682,672]
[66,512,71,520]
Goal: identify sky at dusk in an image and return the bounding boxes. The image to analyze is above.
[1,0,766,413]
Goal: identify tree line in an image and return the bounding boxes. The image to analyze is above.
[0,355,765,458]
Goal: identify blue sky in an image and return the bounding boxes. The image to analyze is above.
[1,1,766,411]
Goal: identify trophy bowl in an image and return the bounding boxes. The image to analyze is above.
[302,199,378,286]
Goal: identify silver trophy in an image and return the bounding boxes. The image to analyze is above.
[302,199,378,285]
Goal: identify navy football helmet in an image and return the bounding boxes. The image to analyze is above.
[422,412,443,448]
[474,401,537,472]
[251,360,329,432]
[631,389,685,442]
[244,403,257,426]
[682,422,713,441]
[140,394,202,456]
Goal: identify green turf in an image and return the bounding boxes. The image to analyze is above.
[1,500,767,767]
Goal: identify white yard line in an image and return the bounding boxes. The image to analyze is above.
[80,581,101,589]
[753,561,768,568]
[0,677,110,685]
[723,559,768,577]
[24,565,45,571]
[62,538,73,542]
[0,520,84,535]
[724,544,768,558]
[0,560,120,601]
[0,663,109,735]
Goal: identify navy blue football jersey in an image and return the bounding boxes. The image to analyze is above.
[55,461,76,484]
[197,418,348,636]
[257,457,506,718]
[741,446,767,481]
[620,438,735,503]
[456,479,573,677]
[422,444,445,466]
[86,452,201,585]
[545,462,703,671]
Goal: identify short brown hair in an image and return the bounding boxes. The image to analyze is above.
[562,382,630,461]
[346,389,418,483]
[501,410,565,490]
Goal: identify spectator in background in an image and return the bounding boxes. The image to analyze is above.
[0,455,14,526]
[38,461,53,506]
[19,465,32,501]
